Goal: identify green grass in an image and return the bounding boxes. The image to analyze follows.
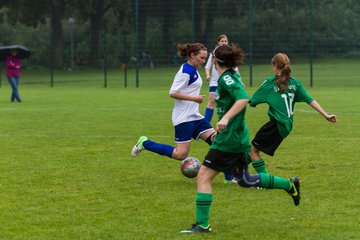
[8,58,359,88]
[0,63,359,239]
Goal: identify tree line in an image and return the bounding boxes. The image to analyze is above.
[0,0,359,69]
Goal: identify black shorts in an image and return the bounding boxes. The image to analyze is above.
[202,148,250,173]
[251,119,283,156]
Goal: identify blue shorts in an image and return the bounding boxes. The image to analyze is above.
[209,86,217,93]
[174,119,213,143]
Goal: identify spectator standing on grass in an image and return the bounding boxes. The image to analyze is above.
[181,45,302,234]
[204,34,242,184]
[131,43,215,161]
[6,48,22,102]
[249,53,337,174]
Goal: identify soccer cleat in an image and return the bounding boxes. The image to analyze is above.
[180,224,212,234]
[131,136,148,158]
[224,178,238,184]
[287,177,301,206]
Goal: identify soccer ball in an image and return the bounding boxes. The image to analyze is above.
[181,157,201,178]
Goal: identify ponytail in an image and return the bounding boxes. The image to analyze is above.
[272,53,291,92]
[276,65,291,92]
[177,43,206,59]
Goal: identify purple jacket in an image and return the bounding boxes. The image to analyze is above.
[6,55,22,77]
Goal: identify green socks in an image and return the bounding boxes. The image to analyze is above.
[252,159,268,174]
[260,173,291,190]
[196,192,213,228]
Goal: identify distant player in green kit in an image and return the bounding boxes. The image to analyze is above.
[249,53,337,174]
[181,46,302,234]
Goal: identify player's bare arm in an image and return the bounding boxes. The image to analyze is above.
[309,100,337,123]
[170,92,205,104]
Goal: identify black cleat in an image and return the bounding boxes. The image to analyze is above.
[288,177,301,206]
[180,224,212,234]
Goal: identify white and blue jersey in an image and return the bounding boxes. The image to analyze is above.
[169,62,204,127]
[205,54,220,88]
[205,53,240,90]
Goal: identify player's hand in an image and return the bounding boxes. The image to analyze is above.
[326,114,337,123]
[194,95,205,104]
[216,118,229,131]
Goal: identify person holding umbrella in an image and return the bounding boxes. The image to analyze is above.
[6,48,23,102]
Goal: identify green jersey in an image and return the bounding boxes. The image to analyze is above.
[211,70,251,153]
[250,76,314,138]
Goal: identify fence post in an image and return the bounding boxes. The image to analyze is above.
[248,0,253,88]
[135,0,140,88]
[103,31,107,88]
[308,0,314,87]
[191,0,195,42]
[50,29,54,87]
[124,64,128,88]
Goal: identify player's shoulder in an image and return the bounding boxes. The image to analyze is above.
[259,76,276,87]
[219,71,240,85]
[289,76,305,87]
[181,62,196,75]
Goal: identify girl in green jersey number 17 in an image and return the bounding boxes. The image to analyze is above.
[249,53,337,174]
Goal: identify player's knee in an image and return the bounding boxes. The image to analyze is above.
[249,149,260,161]
[205,132,215,146]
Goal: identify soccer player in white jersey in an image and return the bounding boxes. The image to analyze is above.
[132,43,215,161]
[204,34,241,123]
[204,34,241,183]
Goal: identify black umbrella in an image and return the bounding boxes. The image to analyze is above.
[0,45,31,61]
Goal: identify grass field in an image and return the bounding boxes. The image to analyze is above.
[0,62,359,239]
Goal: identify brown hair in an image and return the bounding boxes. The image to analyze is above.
[217,34,228,43]
[272,53,291,92]
[213,44,246,68]
[177,43,207,59]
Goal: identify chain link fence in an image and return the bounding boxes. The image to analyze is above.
[0,0,359,88]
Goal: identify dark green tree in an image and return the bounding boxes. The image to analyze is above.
[2,0,68,68]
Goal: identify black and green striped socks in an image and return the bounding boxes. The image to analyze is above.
[252,159,268,174]
[195,192,213,228]
[260,173,291,190]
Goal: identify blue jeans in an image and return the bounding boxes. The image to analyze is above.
[7,76,21,102]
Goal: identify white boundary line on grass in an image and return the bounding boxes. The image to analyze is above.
[286,136,360,141]
[0,134,357,141]
[295,109,360,115]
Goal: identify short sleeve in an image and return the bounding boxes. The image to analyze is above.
[169,72,189,94]
[205,55,213,70]
[249,80,268,107]
[295,80,313,103]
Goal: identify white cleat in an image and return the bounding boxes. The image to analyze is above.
[131,136,148,158]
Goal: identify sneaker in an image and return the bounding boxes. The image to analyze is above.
[287,177,301,206]
[224,178,238,184]
[180,224,212,234]
[131,136,148,158]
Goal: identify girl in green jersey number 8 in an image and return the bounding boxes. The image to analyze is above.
[249,53,337,174]
[181,47,304,234]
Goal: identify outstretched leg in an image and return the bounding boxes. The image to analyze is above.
[235,165,301,206]
[131,136,192,160]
